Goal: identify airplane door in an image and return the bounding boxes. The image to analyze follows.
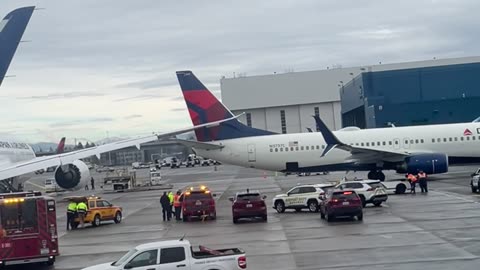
[393,138,400,149]
[247,144,256,162]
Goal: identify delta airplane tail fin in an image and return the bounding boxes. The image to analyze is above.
[56,137,66,154]
[176,70,275,142]
[0,6,35,86]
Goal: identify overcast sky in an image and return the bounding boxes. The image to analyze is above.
[0,0,478,144]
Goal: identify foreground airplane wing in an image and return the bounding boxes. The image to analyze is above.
[0,116,239,180]
[313,116,411,162]
[174,139,224,150]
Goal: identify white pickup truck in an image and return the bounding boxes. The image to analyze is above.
[82,239,247,270]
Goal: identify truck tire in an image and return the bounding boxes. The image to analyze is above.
[233,217,238,224]
[114,211,122,224]
[183,215,189,222]
[92,214,101,227]
[275,201,285,213]
[395,184,407,194]
[357,213,363,221]
[262,215,268,222]
[307,200,319,212]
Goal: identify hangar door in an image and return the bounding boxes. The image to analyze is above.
[247,144,256,162]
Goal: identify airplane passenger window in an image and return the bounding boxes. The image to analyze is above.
[410,140,414,144]
[311,146,315,150]
[389,141,392,145]
[454,137,458,141]
[285,147,289,152]
[366,142,369,146]
[461,137,464,141]
[443,138,446,142]
[355,143,359,146]
[291,147,294,151]
[467,137,470,141]
[306,146,309,150]
[405,140,408,144]
[371,142,375,146]
[270,149,273,152]
[300,146,304,150]
[395,141,399,144]
[437,138,441,142]
[431,139,435,143]
[280,148,283,152]
[296,147,299,151]
[322,145,325,149]
[415,139,419,144]
[449,138,452,142]
[361,143,364,146]
[382,142,386,146]
[377,142,381,146]
[275,148,278,152]
[473,136,476,140]
[316,145,320,150]
[421,139,424,143]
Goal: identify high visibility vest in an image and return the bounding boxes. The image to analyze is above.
[76,202,87,212]
[168,193,174,204]
[67,202,77,212]
[173,195,181,207]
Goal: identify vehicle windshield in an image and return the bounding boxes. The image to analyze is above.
[112,248,138,266]
[184,192,212,201]
[237,193,261,201]
[151,173,161,177]
[332,192,358,200]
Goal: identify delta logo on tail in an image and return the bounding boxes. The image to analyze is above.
[464,129,472,136]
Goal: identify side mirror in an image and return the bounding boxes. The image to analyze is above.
[124,263,133,269]
[262,195,267,200]
[228,197,234,202]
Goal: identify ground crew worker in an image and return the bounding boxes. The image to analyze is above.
[168,191,174,220]
[76,200,88,228]
[407,173,417,194]
[173,190,182,221]
[418,171,428,193]
[91,177,95,190]
[160,192,170,221]
[66,199,77,231]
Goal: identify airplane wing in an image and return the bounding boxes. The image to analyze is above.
[174,139,224,150]
[313,116,411,163]
[0,115,239,180]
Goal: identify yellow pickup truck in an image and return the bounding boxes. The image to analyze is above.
[66,196,123,228]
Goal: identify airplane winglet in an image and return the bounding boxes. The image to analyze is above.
[313,115,344,157]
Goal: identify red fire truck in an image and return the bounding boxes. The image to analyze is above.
[0,191,58,267]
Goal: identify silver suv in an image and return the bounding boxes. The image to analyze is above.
[336,179,388,207]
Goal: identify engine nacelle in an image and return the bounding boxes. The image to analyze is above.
[396,153,448,175]
[55,160,90,190]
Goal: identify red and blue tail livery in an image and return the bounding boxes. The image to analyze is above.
[176,71,275,142]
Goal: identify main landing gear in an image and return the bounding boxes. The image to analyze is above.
[368,170,385,182]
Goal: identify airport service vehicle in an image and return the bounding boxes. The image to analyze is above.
[175,70,480,183]
[272,183,335,213]
[0,191,58,267]
[67,196,122,228]
[96,166,115,173]
[132,162,151,169]
[150,171,162,185]
[320,190,363,222]
[182,186,216,221]
[103,175,131,191]
[81,239,246,270]
[44,178,58,193]
[170,158,181,169]
[471,168,480,193]
[336,180,388,207]
[200,158,212,166]
[185,156,196,167]
[229,190,267,223]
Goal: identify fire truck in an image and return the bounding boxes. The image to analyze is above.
[0,191,58,267]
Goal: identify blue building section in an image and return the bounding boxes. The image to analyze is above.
[341,62,480,128]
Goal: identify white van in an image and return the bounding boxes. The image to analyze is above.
[150,171,162,185]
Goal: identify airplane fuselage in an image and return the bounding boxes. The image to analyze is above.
[195,122,480,173]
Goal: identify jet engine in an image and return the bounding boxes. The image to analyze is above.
[54,160,90,190]
[396,153,448,174]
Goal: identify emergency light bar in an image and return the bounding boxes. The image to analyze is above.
[3,198,25,203]
[0,191,41,199]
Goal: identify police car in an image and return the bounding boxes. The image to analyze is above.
[272,183,335,213]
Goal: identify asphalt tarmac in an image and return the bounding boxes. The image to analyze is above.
[17,164,480,270]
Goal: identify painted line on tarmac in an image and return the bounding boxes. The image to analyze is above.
[430,190,478,203]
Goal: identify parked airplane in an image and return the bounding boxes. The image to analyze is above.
[0,6,35,86]
[176,70,480,181]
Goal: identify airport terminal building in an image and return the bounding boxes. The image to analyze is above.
[221,56,480,132]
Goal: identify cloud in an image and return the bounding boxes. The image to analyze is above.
[124,114,142,119]
[116,78,178,90]
[18,91,105,100]
[50,117,114,128]
[170,108,186,112]
[113,94,166,102]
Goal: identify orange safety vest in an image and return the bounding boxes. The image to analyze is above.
[173,194,181,207]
